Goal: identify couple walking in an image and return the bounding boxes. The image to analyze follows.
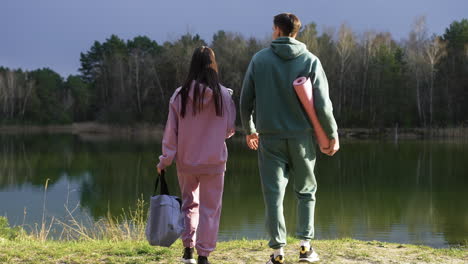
[156,13,339,264]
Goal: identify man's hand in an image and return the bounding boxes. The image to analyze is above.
[246,133,259,150]
[320,137,340,156]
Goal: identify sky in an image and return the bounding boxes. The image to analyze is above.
[1,0,467,77]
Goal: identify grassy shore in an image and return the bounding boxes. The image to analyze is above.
[1,237,467,264]
[1,213,467,264]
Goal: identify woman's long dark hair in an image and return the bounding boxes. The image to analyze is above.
[179,46,223,118]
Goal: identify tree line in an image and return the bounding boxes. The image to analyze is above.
[1,17,467,128]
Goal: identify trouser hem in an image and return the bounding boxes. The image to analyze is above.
[296,234,313,241]
[196,247,212,257]
[183,240,196,249]
[269,243,286,250]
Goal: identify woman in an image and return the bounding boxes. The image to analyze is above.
[157,46,236,264]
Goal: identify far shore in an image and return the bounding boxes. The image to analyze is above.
[0,122,165,139]
[0,122,467,140]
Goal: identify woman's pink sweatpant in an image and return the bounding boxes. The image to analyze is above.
[177,172,224,257]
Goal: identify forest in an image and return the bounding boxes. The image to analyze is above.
[1,17,467,129]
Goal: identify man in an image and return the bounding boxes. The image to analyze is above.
[240,13,339,264]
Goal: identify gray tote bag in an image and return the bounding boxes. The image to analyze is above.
[145,170,184,247]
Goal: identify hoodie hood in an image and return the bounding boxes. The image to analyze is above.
[188,80,213,106]
[270,37,307,60]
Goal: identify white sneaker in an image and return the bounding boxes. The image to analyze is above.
[299,246,320,262]
[266,254,285,264]
[181,247,196,264]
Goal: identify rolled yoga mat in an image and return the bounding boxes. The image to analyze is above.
[293,76,329,149]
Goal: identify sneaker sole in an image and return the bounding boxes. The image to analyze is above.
[299,256,320,263]
[266,258,288,264]
[180,258,196,264]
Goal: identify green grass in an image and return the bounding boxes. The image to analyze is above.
[1,215,467,264]
[0,236,466,264]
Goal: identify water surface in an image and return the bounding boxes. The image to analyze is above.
[0,133,467,247]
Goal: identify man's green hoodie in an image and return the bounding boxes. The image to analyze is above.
[240,37,338,139]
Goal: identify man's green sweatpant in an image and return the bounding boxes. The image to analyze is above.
[258,133,317,249]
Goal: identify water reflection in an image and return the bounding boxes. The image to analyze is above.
[0,134,467,247]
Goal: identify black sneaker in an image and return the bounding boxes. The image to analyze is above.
[197,256,210,264]
[299,246,320,263]
[181,247,196,264]
[266,254,285,264]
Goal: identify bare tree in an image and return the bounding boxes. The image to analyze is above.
[298,23,319,55]
[0,70,35,120]
[406,16,429,127]
[21,73,34,117]
[335,24,356,116]
[0,73,6,116]
[129,49,143,115]
[359,31,377,118]
[424,35,447,126]
[6,70,17,118]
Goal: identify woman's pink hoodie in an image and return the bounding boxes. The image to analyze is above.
[157,81,236,175]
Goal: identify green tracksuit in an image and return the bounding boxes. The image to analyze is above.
[240,37,338,249]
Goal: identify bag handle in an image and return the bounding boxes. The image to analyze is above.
[153,170,170,196]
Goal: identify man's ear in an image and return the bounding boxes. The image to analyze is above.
[273,26,282,37]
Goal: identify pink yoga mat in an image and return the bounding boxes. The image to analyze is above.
[293,77,329,149]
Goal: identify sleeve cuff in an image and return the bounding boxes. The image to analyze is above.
[328,131,338,140]
[244,127,257,135]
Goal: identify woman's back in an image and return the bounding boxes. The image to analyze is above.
[159,81,236,175]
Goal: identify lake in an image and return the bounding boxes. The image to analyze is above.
[0,133,467,248]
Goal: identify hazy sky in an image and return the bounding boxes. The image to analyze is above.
[1,0,467,77]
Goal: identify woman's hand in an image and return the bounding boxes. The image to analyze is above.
[246,133,259,150]
[157,166,162,175]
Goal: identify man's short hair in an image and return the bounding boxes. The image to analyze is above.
[273,13,302,37]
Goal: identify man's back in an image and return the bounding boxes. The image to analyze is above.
[241,37,338,139]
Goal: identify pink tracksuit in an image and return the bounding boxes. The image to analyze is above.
[157,81,236,256]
